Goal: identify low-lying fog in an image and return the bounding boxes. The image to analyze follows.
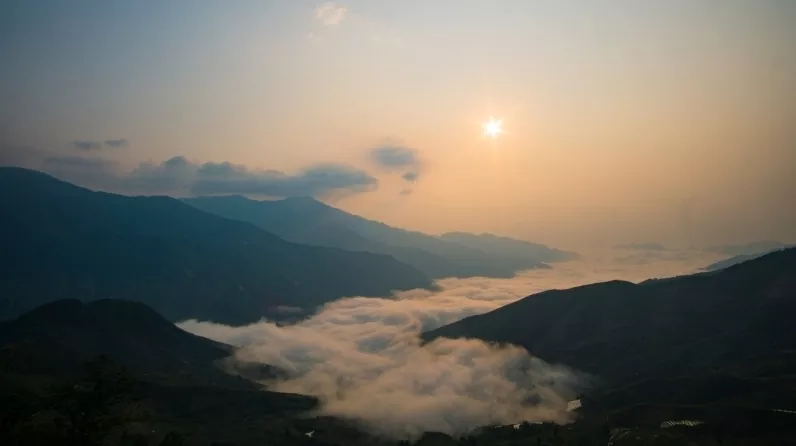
[179,249,720,438]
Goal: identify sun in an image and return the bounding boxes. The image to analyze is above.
[483,117,503,138]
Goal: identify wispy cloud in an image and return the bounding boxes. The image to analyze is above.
[72,138,129,150]
[103,138,129,148]
[370,144,423,190]
[371,145,417,168]
[2,146,377,198]
[315,2,347,26]
[402,171,418,182]
[192,161,377,197]
[72,140,103,151]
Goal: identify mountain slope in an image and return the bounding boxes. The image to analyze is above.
[0,167,431,324]
[424,248,796,408]
[0,299,246,388]
[185,195,549,278]
[0,299,322,446]
[440,231,578,263]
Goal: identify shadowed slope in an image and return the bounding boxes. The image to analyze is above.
[424,249,796,409]
[0,167,431,324]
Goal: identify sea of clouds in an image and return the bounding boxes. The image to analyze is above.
[179,249,719,438]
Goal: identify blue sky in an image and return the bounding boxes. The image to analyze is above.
[2,0,795,248]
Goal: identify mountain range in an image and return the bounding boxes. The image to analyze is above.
[0,167,573,325]
[184,195,575,279]
[0,167,431,324]
[3,165,794,444]
[2,249,795,445]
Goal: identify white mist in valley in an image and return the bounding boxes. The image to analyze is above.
[179,251,717,438]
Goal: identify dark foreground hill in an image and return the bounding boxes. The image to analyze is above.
[3,299,794,444]
[0,167,431,324]
[0,299,321,446]
[184,195,553,279]
[0,299,245,388]
[424,248,796,413]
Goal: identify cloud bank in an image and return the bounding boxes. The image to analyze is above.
[1,146,376,198]
[179,255,712,439]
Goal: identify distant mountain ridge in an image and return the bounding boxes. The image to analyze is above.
[705,240,792,256]
[702,245,795,271]
[439,232,578,263]
[0,167,431,324]
[185,195,570,279]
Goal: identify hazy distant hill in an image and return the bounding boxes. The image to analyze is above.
[705,240,791,256]
[185,195,552,279]
[0,167,431,324]
[424,248,796,410]
[702,245,795,271]
[440,232,578,263]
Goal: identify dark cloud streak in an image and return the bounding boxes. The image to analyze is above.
[72,140,103,151]
[103,138,129,148]
[402,171,418,182]
[371,145,423,183]
[371,145,418,168]
[2,146,377,198]
[72,139,129,150]
[191,162,377,197]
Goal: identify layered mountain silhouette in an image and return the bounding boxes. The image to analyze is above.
[424,248,796,410]
[0,167,431,324]
[185,195,563,279]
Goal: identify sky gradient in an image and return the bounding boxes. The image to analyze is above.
[2,0,795,249]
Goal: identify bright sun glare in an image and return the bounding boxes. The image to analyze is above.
[483,117,503,138]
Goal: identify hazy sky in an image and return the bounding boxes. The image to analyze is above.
[2,0,795,249]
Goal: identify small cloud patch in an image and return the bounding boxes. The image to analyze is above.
[315,2,347,26]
